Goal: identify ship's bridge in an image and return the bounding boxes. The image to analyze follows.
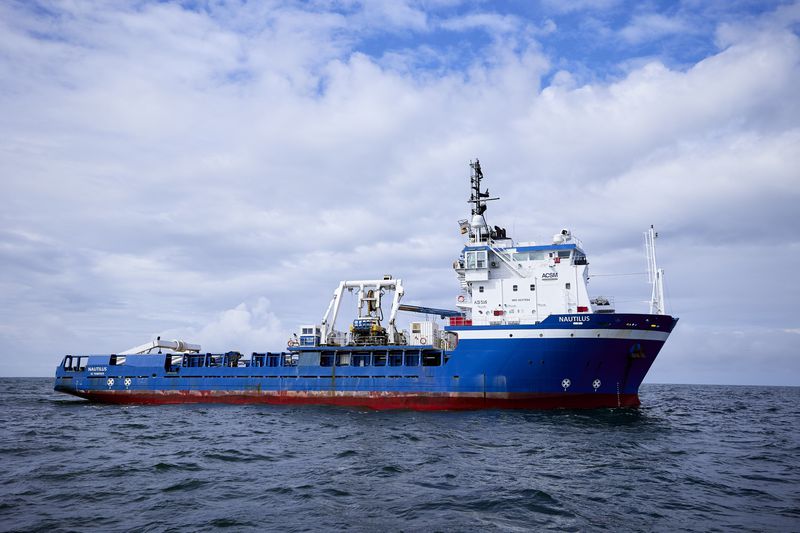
[454,234,593,325]
[462,243,587,269]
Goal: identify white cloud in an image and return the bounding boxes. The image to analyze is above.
[160,298,287,354]
[716,1,800,48]
[619,14,690,44]
[440,13,520,34]
[359,0,429,32]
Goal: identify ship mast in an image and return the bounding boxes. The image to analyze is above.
[466,159,499,242]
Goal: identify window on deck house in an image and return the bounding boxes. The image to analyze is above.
[465,250,488,269]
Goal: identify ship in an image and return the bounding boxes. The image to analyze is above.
[54,160,678,409]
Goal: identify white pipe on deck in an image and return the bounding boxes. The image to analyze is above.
[119,338,201,355]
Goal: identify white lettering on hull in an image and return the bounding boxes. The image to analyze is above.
[558,316,590,323]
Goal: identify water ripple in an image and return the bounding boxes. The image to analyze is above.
[0,379,798,532]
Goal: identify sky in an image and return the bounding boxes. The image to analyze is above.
[1,0,798,384]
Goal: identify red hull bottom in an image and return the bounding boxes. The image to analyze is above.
[63,389,641,410]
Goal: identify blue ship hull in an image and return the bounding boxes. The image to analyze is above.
[54,313,677,409]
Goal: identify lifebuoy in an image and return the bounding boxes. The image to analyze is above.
[420,337,427,344]
[457,295,465,303]
[287,339,299,347]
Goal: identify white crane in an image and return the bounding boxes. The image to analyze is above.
[319,277,405,345]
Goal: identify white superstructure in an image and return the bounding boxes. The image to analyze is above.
[453,232,592,325]
[452,160,655,326]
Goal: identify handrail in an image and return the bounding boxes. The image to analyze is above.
[487,241,527,277]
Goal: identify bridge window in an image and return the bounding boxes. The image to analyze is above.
[558,251,571,259]
[465,250,488,269]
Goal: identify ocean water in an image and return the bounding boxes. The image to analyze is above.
[0,379,798,532]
